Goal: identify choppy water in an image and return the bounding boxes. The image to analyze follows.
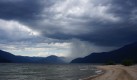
[0,63,101,80]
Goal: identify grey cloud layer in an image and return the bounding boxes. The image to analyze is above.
[0,0,137,47]
[0,0,56,22]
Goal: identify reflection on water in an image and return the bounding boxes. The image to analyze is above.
[0,63,99,80]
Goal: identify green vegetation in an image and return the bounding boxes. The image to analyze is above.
[105,61,116,65]
[122,59,134,66]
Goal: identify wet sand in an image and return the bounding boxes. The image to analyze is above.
[83,65,137,80]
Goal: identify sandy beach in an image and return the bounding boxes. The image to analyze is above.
[83,65,137,80]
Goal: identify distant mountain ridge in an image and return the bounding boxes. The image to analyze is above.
[71,41,137,63]
[0,50,66,63]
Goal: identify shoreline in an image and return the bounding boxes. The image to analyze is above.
[82,65,137,80]
[81,66,106,80]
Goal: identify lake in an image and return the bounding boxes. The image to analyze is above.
[0,63,102,80]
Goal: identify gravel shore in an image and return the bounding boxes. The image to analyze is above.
[83,65,137,80]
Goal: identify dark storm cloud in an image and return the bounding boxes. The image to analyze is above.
[37,0,137,47]
[0,0,56,43]
[0,0,137,48]
[0,0,55,21]
[89,0,137,46]
[74,21,137,46]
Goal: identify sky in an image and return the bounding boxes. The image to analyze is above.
[0,0,137,59]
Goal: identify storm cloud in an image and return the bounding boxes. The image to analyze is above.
[24,0,137,46]
[0,0,137,58]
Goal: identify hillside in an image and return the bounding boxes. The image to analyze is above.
[0,50,65,63]
[71,42,137,63]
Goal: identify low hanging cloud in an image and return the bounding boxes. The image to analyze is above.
[0,19,39,42]
[69,39,118,58]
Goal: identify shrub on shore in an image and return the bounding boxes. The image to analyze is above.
[105,61,116,65]
[122,59,134,66]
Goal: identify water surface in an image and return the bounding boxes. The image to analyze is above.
[0,63,100,80]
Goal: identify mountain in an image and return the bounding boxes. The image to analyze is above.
[0,50,44,63]
[37,55,66,63]
[71,42,137,63]
[0,50,13,63]
[0,50,66,63]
